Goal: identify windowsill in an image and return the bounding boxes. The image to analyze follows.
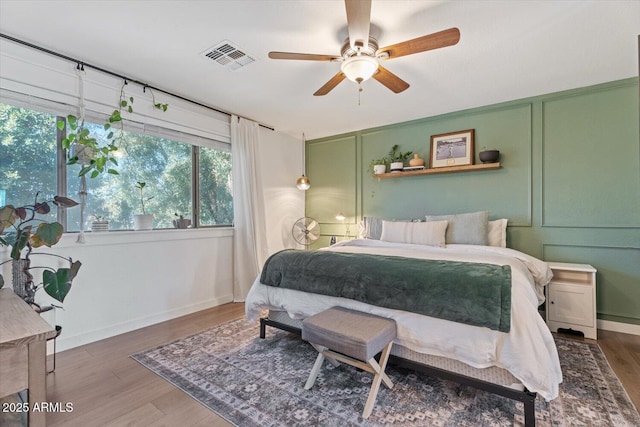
[53,227,234,248]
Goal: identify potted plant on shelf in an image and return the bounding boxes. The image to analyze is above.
[173,213,191,229]
[387,144,413,172]
[133,182,154,230]
[0,193,81,307]
[90,215,109,232]
[368,157,389,175]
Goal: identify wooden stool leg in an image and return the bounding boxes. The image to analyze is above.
[362,342,393,419]
[377,342,394,389]
[311,343,340,367]
[305,352,325,390]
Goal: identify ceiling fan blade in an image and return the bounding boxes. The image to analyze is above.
[345,0,371,49]
[373,65,410,93]
[313,72,346,96]
[377,27,460,59]
[268,52,340,61]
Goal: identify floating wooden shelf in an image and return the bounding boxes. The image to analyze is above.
[374,162,501,179]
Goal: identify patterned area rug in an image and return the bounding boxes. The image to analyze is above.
[131,318,640,426]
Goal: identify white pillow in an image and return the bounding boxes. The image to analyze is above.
[425,211,489,245]
[488,219,508,247]
[380,220,448,247]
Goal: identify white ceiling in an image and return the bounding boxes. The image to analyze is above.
[0,0,638,140]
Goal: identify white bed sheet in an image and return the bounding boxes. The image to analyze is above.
[245,239,562,401]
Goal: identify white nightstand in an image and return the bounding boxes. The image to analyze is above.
[546,262,597,340]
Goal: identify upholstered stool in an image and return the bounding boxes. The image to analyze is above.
[302,306,397,419]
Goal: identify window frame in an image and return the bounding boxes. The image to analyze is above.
[1,102,233,232]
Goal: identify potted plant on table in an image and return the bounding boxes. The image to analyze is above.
[387,144,413,172]
[133,182,154,230]
[0,193,81,306]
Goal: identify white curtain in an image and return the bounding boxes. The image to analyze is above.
[231,115,269,301]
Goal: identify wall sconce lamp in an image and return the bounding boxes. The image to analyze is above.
[336,212,350,239]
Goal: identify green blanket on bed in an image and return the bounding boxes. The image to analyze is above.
[260,250,512,332]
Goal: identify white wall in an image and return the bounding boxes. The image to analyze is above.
[258,128,306,254]
[1,229,234,352]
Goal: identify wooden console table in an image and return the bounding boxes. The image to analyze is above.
[0,288,56,427]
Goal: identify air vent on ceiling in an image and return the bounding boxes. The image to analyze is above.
[201,40,256,71]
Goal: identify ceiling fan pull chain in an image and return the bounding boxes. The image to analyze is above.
[358,84,363,106]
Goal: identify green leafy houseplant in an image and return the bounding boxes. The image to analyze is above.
[58,114,120,179]
[388,144,413,163]
[135,181,153,215]
[59,81,168,179]
[0,193,81,306]
[133,182,154,230]
[173,213,191,229]
[368,157,389,174]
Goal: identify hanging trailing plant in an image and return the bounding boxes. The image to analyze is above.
[58,114,119,179]
[59,77,169,179]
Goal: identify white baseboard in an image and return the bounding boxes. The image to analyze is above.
[54,294,235,353]
[597,319,640,336]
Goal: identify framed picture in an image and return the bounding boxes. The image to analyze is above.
[429,129,475,168]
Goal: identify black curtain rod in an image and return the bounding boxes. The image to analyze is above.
[0,32,274,130]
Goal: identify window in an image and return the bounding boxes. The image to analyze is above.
[0,104,58,225]
[66,122,194,231]
[1,102,233,230]
[199,147,233,226]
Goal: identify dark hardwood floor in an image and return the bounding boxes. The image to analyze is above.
[2,303,638,426]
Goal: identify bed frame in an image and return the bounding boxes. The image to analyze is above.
[260,315,538,427]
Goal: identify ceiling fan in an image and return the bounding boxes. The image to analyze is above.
[268,0,460,96]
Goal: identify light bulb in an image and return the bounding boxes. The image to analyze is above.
[341,55,379,83]
[296,175,310,190]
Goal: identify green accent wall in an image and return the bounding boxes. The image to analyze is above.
[306,78,640,326]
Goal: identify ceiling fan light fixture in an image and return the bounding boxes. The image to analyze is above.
[340,55,379,83]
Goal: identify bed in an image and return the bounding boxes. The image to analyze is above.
[245,218,562,427]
